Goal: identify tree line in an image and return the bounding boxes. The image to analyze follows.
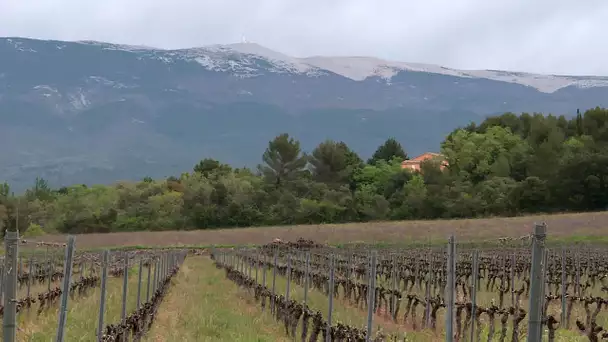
[1,107,607,235]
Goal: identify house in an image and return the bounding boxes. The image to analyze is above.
[401,152,448,172]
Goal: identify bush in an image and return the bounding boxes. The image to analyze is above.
[23,223,45,238]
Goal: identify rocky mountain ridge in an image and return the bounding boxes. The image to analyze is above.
[1,37,607,191]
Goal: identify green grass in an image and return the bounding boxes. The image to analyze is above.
[143,256,290,342]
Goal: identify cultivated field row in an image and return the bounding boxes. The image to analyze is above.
[1,233,188,342]
[210,227,608,341]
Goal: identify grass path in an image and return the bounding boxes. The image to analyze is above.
[144,256,290,342]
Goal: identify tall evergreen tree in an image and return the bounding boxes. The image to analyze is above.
[194,158,232,177]
[309,140,363,187]
[368,138,407,165]
[259,133,308,187]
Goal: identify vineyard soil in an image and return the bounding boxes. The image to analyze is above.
[32,211,608,249]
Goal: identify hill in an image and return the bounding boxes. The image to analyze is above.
[2,37,608,190]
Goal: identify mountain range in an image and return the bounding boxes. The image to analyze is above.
[1,37,608,191]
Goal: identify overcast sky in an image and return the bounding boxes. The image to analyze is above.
[1,0,607,75]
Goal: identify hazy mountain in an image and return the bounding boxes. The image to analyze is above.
[1,37,607,191]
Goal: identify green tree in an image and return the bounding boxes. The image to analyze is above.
[441,126,530,183]
[0,182,10,198]
[368,138,407,165]
[193,158,232,178]
[26,177,54,202]
[309,140,362,188]
[258,133,308,187]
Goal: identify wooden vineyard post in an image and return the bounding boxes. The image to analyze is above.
[527,222,547,342]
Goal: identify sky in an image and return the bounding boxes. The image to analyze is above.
[1,0,608,75]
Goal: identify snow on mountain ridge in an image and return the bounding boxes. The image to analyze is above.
[176,42,608,93]
[11,38,608,93]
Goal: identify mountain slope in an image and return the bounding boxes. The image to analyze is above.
[1,37,607,191]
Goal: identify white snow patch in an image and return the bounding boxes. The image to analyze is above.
[67,90,90,110]
[87,76,131,89]
[33,85,59,93]
[6,38,36,53]
[35,38,608,93]
[237,89,253,96]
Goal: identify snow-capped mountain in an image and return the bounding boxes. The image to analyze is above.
[72,39,608,93]
[1,37,607,190]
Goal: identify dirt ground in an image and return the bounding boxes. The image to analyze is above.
[26,211,608,249]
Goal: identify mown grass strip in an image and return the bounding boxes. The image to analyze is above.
[143,256,290,342]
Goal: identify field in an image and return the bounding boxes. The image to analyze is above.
[1,211,608,341]
[27,211,608,249]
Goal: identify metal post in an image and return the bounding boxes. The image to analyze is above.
[445,236,456,342]
[510,253,515,306]
[527,223,547,342]
[0,265,4,304]
[137,258,143,309]
[121,252,128,323]
[304,252,310,305]
[255,254,259,283]
[271,250,277,313]
[560,249,567,328]
[425,253,432,328]
[470,250,479,342]
[262,253,267,288]
[146,258,152,302]
[48,256,53,291]
[326,254,335,342]
[538,249,548,341]
[97,250,109,342]
[56,236,76,342]
[3,230,19,342]
[391,254,398,320]
[366,251,377,342]
[575,253,581,297]
[27,257,34,299]
[286,254,291,300]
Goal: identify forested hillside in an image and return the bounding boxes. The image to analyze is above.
[1,107,607,235]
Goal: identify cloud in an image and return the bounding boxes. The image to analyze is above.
[1,0,607,75]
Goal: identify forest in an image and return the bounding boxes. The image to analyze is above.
[1,107,607,235]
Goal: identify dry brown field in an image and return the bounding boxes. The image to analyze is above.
[29,211,608,249]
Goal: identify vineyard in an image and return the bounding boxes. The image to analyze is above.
[1,222,608,341]
[210,225,608,341]
[0,232,188,341]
